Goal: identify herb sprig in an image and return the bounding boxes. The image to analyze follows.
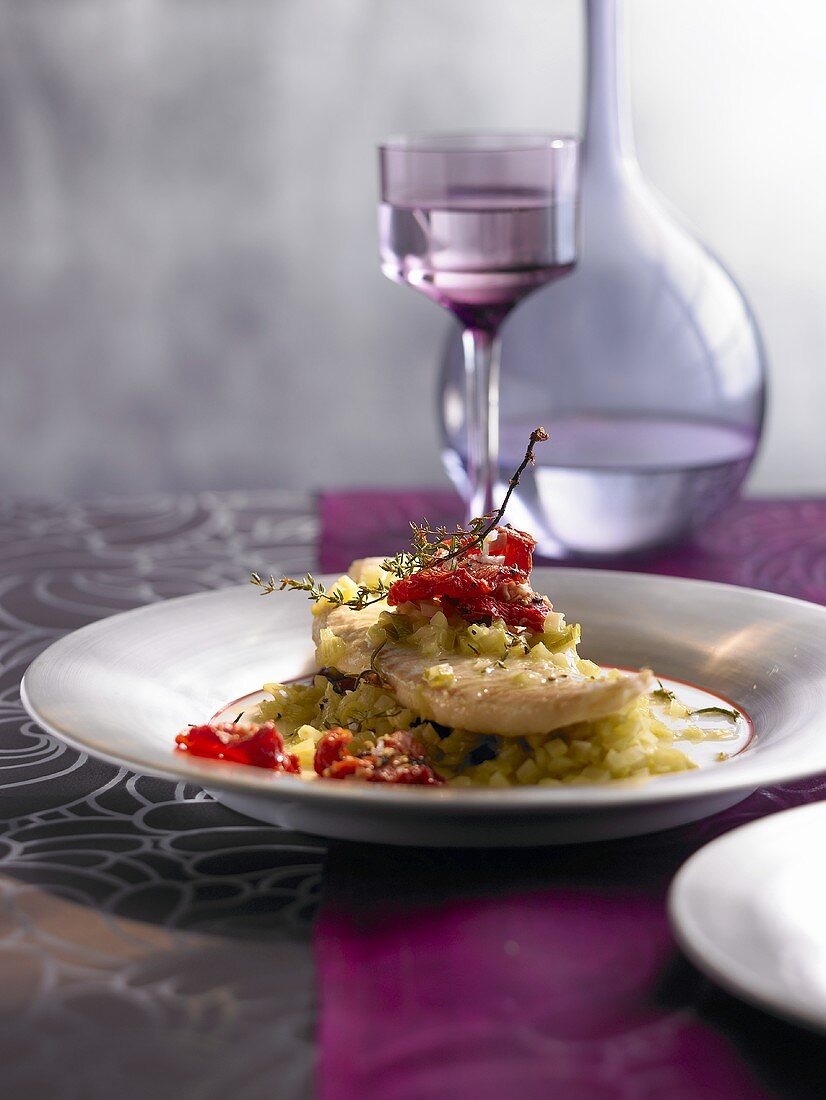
[651,680,740,723]
[253,427,549,609]
[405,426,549,576]
[691,705,741,723]
[250,571,392,609]
[651,680,677,704]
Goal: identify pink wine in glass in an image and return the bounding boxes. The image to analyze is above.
[379,187,576,330]
[379,134,579,518]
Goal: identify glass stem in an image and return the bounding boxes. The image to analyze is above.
[462,325,501,521]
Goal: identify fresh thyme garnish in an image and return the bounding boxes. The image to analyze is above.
[256,427,549,610]
[404,426,549,576]
[651,681,740,723]
[251,571,393,609]
[334,705,404,732]
[370,638,388,676]
[691,706,740,723]
[483,426,549,535]
[318,666,383,694]
[651,679,676,703]
[232,711,244,724]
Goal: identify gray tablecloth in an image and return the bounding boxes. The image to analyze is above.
[0,492,320,1100]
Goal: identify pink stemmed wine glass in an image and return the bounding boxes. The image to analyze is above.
[379,133,579,521]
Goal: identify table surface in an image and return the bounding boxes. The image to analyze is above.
[0,492,321,1100]
[3,491,826,1100]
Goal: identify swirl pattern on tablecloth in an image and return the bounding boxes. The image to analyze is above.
[0,492,321,1100]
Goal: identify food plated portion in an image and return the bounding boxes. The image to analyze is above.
[176,433,746,787]
[27,535,825,844]
[238,558,740,786]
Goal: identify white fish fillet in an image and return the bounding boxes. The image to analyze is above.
[312,559,655,737]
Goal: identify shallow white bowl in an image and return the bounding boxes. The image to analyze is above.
[669,801,826,1033]
[21,569,826,846]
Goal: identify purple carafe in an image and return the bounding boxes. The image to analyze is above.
[438,0,766,557]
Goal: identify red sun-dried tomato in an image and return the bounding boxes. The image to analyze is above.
[313,728,444,786]
[441,593,551,634]
[313,728,353,775]
[387,524,550,631]
[388,559,506,607]
[485,525,537,573]
[325,756,375,780]
[175,721,300,773]
[369,759,443,785]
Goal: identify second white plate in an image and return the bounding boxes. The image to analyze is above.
[670,801,826,1033]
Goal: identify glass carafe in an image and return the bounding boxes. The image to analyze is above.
[438,0,766,557]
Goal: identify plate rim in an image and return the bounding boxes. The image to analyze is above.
[668,801,826,1034]
[19,567,826,813]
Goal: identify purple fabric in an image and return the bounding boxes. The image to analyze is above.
[319,489,461,575]
[319,492,826,605]
[316,493,826,1100]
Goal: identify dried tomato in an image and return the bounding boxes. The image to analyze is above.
[387,560,504,607]
[486,526,537,572]
[387,524,549,631]
[387,526,535,604]
[176,722,300,772]
[314,728,444,786]
[368,760,443,785]
[324,756,374,780]
[313,728,353,775]
[441,594,550,634]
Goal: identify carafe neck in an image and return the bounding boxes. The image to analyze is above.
[583,0,636,178]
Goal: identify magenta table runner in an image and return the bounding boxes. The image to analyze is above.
[319,492,826,606]
[315,494,826,1099]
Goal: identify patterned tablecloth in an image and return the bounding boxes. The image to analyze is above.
[3,491,826,1100]
[0,493,321,1100]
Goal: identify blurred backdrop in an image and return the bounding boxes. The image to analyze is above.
[0,0,823,498]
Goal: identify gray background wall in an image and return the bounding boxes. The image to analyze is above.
[0,0,823,498]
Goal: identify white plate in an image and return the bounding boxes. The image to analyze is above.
[669,801,826,1033]
[21,568,826,846]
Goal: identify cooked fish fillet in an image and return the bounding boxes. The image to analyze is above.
[312,559,655,737]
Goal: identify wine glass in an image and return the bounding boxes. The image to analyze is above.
[378,133,579,521]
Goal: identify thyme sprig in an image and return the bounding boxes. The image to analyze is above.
[334,705,403,732]
[651,680,740,723]
[651,680,676,704]
[251,570,392,609]
[403,425,549,576]
[255,427,549,610]
[692,705,741,723]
